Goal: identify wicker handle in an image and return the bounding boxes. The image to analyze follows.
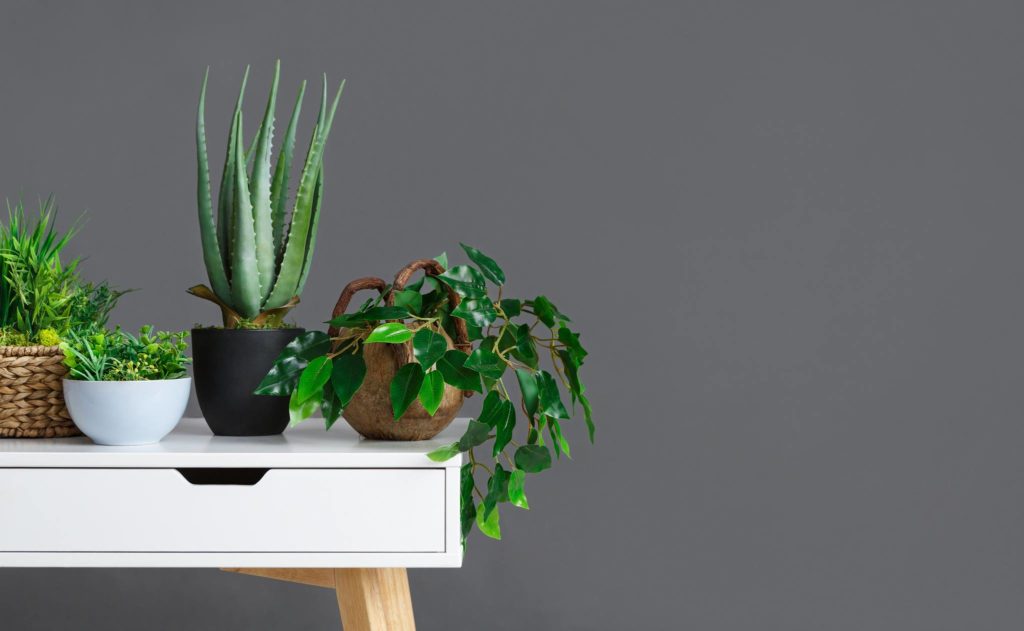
[327,277,388,338]
[387,258,471,353]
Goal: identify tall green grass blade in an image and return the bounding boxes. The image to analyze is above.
[229,114,261,317]
[196,68,230,300]
[250,61,280,304]
[265,77,344,308]
[270,79,306,261]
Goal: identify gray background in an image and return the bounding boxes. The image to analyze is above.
[0,1,1021,629]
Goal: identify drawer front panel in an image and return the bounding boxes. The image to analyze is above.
[0,468,446,553]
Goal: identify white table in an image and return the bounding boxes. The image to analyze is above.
[0,417,466,629]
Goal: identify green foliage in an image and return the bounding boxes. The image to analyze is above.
[0,198,123,346]
[191,61,345,327]
[61,327,190,381]
[259,244,593,545]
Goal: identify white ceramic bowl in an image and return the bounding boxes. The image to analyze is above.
[63,378,192,446]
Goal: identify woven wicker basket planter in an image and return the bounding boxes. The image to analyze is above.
[0,345,79,438]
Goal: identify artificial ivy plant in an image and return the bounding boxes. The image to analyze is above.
[257,244,593,544]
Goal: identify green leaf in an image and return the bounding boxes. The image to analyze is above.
[451,298,498,328]
[482,464,510,520]
[457,420,491,451]
[254,331,331,395]
[270,78,307,257]
[557,326,588,364]
[515,368,539,417]
[216,66,249,290]
[413,329,447,368]
[511,324,539,369]
[459,243,505,285]
[289,388,319,426]
[418,370,445,416]
[195,68,231,302]
[514,444,552,473]
[390,363,425,420]
[580,392,595,443]
[464,348,506,380]
[508,469,529,509]
[476,391,504,427]
[249,61,280,302]
[297,355,332,403]
[327,306,410,328]
[434,251,448,269]
[427,442,460,462]
[460,462,477,545]
[558,349,584,403]
[438,265,487,298]
[531,295,569,328]
[392,290,423,315]
[321,386,342,430]
[437,350,483,393]
[536,370,570,419]
[476,503,501,540]
[547,417,571,459]
[331,352,366,407]
[229,114,261,317]
[499,298,521,317]
[492,401,516,458]
[365,323,414,344]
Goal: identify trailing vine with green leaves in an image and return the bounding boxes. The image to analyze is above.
[257,244,593,544]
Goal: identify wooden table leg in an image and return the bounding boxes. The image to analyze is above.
[334,568,416,631]
[221,567,416,630]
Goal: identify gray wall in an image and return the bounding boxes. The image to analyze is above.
[1,1,1022,629]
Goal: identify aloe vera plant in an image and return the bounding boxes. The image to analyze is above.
[190,61,345,327]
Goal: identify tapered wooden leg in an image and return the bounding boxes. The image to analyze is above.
[334,568,416,631]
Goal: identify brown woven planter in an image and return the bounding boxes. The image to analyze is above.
[0,345,79,438]
[328,259,474,441]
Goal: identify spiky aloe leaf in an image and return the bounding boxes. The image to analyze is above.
[250,61,280,304]
[196,68,230,301]
[264,76,344,308]
[270,80,307,260]
[216,66,250,283]
[295,164,323,294]
[229,114,261,317]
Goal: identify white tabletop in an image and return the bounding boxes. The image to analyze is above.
[0,417,467,469]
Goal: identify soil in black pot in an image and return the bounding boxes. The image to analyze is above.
[191,327,304,436]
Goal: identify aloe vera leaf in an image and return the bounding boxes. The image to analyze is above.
[295,163,323,294]
[216,66,250,283]
[271,80,306,259]
[229,114,261,317]
[265,77,344,308]
[196,67,230,300]
[250,61,280,304]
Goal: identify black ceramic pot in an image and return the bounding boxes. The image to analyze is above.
[191,327,304,436]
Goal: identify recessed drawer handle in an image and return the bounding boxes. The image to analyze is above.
[175,468,269,486]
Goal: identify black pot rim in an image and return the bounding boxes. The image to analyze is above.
[190,327,307,335]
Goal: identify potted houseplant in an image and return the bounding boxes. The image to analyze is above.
[189,61,344,436]
[60,327,191,445]
[0,198,124,438]
[258,244,594,543]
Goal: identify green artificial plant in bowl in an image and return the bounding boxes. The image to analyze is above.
[258,244,594,544]
[189,60,344,328]
[61,327,192,446]
[61,327,191,381]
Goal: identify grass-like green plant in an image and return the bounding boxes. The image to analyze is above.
[0,198,124,346]
[189,61,345,328]
[257,245,593,545]
[61,327,190,381]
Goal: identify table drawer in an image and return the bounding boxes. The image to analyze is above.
[0,468,446,553]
